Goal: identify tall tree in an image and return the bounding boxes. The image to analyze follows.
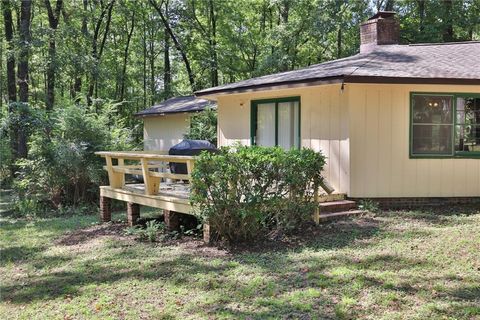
[87,0,115,105]
[2,0,18,161]
[163,15,171,98]
[120,11,135,101]
[442,0,454,42]
[149,0,196,91]
[17,0,33,158]
[44,0,63,111]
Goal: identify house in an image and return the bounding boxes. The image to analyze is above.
[195,12,480,202]
[135,95,216,151]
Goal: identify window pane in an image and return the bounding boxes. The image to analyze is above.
[455,97,480,153]
[277,101,299,149]
[412,124,452,154]
[412,95,453,124]
[256,103,275,147]
[456,125,480,152]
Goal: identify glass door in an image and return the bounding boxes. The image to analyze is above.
[256,102,276,147]
[251,97,300,149]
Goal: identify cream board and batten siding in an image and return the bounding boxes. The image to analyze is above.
[348,83,480,198]
[216,84,350,194]
[143,113,190,151]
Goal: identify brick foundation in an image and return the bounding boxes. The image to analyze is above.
[164,210,180,231]
[203,223,214,244]
[350,197,480,209]
[100,196,111,222]
[127,202,140,226]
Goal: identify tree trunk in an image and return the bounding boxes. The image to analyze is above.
[442,0,454,42]
[337,27,342,59]
[208,0,218,87]
[87,0,115,105]
[147,22,156,105]
[2,0,18,162]
[142,10,147,109]
[164,25,171,99]
[17,0,32,158]
[72,0,88,99]
[3,1,16,104]
[120,12,135,101]
[44,0,63,111]
[417,0,425,33]
[149,0,195,91]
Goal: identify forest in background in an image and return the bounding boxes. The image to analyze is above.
[1,0,479,210]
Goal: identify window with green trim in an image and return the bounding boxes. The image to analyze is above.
[251,97,300,149]
[410,93,480,158]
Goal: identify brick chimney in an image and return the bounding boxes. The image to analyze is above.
[360,11,399,53]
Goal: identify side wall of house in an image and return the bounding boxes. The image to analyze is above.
[143,113,190,151]
[348,83,480,197]
[217,84,350,194]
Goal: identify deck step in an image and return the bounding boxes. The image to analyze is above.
[319,200,357,213]
[319,210,366,221]
[318,193,345,202]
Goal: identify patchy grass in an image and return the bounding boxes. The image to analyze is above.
[1,206,479,319]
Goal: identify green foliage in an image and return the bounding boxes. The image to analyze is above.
[184,107,217,145]
[358,199,380,213]
[11,197,43,217]
[126,220,165,242]
[190,145,325,242]
[12,102,137,210]
[0,133,13,188]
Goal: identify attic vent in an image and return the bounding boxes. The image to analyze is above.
[360,11,399,53]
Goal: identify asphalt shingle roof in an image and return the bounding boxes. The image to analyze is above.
[195,41,480,96]
[135,95,216,117]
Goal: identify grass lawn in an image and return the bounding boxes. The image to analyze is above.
[1,203,479,319]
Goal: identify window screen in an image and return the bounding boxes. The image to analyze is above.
[411,95,453,155]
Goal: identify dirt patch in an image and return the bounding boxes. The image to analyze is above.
[53,216,380,257]
[55,222,131,246]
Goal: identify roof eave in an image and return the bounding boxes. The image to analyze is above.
[195,75,480,98]
[195,76,345,98]
[345,75,480,85]
[134,109,202,118]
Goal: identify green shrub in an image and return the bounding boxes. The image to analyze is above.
[12,102,137,211]
[126,220,164,242]
[184,107,217,146]
[190,145,325,242]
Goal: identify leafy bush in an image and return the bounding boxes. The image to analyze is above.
[190,145,326,242]
[125,220,164,242]
[0,134,13,188]
[12,102,137,210]
[184,107,217,146]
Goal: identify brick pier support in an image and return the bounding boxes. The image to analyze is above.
[164,210,180,231]
[127,202,140,226]
[203,223,214,244]
[100,196,111,222]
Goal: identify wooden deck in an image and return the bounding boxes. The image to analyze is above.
[95,150,347,241]
[95,151,196,215]
[100,182,192,214]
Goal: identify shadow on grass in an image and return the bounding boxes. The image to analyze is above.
[381,205,480,226]
[1,207,478,319]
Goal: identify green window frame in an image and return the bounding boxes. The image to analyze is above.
[410,92,480,158]
[250,96,301,148]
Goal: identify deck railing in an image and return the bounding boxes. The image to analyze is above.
[95,151,196,196]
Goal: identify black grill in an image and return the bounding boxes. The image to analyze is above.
[169,139,217,174]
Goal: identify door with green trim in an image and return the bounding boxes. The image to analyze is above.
[252,97,300,149]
